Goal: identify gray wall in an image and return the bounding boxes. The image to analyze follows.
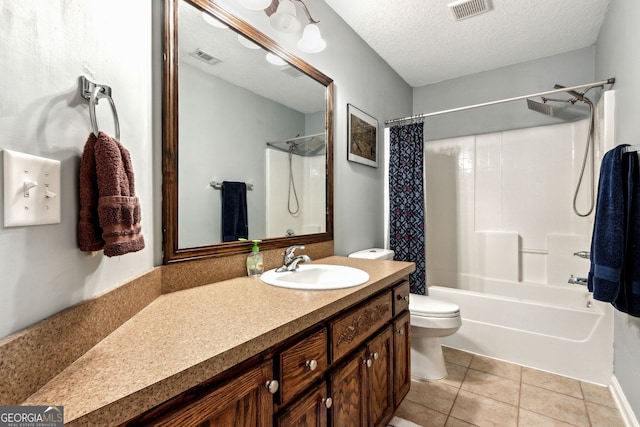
[596,0,640,419]
[0,1,154,339]
[413,47,596,141]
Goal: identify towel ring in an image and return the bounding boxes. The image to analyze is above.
[89,85,120,141]
[80,76,120,140]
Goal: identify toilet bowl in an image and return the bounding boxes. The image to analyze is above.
[347,248,462,380]
[409,294,461,380]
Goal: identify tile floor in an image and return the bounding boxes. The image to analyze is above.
[393,347,625,427]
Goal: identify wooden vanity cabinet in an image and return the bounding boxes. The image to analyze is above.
[276,381,330,427]
[328,324,394,427]
[147,360,275,427]
[393,310,411,406]
[127,278,412,427]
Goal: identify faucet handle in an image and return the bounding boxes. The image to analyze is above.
[284,245,305,261]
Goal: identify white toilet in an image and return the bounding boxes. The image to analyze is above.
[409,294,461,380]
[348,248,462,381]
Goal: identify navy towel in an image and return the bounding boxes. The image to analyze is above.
[619,150,640,316]
[221,181,248,242]
[589,144,640,317]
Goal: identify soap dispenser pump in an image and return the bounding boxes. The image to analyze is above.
[247,240,264,277]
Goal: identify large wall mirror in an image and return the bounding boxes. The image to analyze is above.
[163,0,334,263]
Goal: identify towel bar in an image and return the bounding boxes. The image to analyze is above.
[210,180,254,190]
[80,76,121,141]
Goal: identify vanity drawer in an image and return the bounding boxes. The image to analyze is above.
[393,280,410,315]
[279,328,328,403]
[330,291,392,362]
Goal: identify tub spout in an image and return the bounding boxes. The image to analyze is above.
[568,275,588,286]
[573,251,590,259]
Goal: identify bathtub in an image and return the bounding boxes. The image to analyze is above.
[429,279,614,385]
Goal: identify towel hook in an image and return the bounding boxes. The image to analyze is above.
[80,76,121,140]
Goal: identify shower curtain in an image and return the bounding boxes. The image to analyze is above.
[388,122,426,295]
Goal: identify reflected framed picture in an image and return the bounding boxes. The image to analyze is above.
[347,104,378,168]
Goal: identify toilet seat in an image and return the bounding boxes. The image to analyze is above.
[410,295,460,319]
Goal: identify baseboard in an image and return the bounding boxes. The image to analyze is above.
[611,375,640,427]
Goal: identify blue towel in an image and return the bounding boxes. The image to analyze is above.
[221,181,248,242]
[618,150,640,316]
[589,144,640,317]
[589,145,628,301]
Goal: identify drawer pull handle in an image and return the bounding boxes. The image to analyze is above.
[396,328,404,335]
[397,294,409,302]
[370,352,379,361]
[363,358,372,368]
[305,359,318,371]
[265,380,279,394]
[322,397,333,409]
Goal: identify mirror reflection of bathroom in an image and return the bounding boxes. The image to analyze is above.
[266,132,327,237]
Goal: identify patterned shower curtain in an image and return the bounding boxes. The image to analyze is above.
[388,122,426,295]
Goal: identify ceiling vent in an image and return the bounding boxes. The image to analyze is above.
[448,0,491,21]
[189,48,222,65]
[281,65,304,78]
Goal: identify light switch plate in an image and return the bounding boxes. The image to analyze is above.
[3,149,61,227]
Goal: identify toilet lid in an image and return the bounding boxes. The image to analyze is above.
[409,295,460,318]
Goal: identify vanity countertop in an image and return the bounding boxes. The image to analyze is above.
[23,256,414,426]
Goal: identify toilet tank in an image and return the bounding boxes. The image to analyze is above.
[348,248,395,260]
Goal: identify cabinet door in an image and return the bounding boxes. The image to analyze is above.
[329,348,367,427]
[277,381,330,427]
[393,311,411,407]
[367,326,393,427]
[152,361,274,427]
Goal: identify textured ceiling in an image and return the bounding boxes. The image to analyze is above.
[323,0,612,87]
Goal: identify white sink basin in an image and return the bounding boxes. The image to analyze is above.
[260,264,370,290]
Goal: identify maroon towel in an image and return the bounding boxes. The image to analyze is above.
[78,132,145,257]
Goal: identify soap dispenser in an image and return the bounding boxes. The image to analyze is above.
[247,240,264,276]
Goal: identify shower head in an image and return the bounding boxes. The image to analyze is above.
[553,84,593,106]
[526,98,590,122]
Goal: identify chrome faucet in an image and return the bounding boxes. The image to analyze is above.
[276,245,312,272]
[568,275,588,286]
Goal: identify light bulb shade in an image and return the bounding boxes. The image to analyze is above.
[238,0,272,11]
[269,0,301,33]
[238,34,261,49]
[266,52,288,66]
[202,12,228,28]
[297,23,326,53]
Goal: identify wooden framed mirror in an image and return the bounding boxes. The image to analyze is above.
[163,0,334,263]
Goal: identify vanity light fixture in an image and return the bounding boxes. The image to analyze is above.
[238,34,262,49]
[265,52,288,65]
[239,0,326,54]
[201,11,228,28]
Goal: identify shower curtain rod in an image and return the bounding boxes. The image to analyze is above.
[385,78,615,126]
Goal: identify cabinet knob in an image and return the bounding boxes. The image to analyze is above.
[396,328,405,335]
[305,359,318,371]
[397,294,409,302]
[370,352,379,361]
[264,380,279,394]
[322,397,333,409]
[363,358,372,368]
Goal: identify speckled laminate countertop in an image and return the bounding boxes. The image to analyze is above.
[23,256,414,426]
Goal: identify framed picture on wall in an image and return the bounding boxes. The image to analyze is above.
[347,104,378,167]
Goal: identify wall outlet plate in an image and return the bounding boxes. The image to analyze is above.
[3,149,61,227]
